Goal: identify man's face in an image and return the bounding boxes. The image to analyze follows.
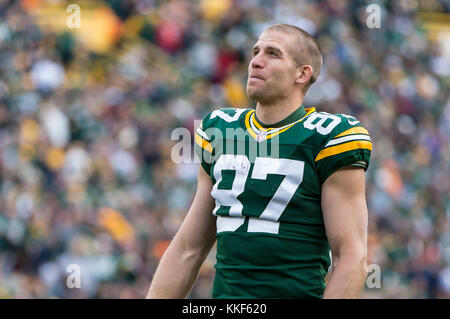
[246,29,299,104]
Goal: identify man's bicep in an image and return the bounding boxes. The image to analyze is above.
[171,166,216,257]
[321,166,368,256]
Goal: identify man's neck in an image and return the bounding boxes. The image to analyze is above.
[255,95,305,126]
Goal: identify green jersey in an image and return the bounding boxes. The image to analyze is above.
[194,106,372,299]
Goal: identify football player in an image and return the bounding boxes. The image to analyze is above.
[147,24,372,299]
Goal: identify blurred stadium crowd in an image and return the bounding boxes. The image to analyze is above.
[0,0,449,298]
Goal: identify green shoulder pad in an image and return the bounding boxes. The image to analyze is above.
[194,107,250,174]
[308,112,372,184]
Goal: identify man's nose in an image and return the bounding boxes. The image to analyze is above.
[250,52,264,69]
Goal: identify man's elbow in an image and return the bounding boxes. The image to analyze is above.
[360,256,368,279]
[333,247,367,275]
[351,247,368,274]
[354,250,368,278]
[169,240,208,269]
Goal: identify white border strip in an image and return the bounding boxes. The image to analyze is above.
[325,134,371,147]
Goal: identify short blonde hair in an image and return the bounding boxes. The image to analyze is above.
[266,24,323,93]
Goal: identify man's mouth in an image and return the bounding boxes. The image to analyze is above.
[249,75,265,80]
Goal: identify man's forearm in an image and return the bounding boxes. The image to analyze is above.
[146,243,204,299]
[323,254,367,299]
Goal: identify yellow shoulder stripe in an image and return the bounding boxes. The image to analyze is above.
[195,134,213,153]
[334,126,369,138]
[315,140,372,162]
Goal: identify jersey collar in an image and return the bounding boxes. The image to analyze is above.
[253,105,307,129]
[245,106,316,142]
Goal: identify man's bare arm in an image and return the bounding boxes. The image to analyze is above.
[146,166,216,298]
[322,166,368,299]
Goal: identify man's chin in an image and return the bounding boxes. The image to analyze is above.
[246,89,265,102]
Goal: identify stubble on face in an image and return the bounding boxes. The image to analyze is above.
[246,80,268,102]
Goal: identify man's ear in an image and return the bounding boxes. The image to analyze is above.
[295,65,313,86]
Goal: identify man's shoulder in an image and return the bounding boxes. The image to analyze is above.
[308,110,372,183]
[304,110,371,143]
[200,106,253,129]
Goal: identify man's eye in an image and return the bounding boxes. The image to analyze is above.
[269,51,277,56]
